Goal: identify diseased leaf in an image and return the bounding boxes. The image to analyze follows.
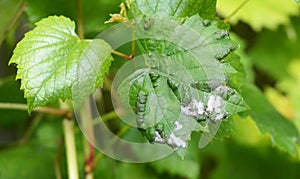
[217,0,299,31]
[117,15,248,157]
[128,0,216,19]
[9,16,113,112]
[241,84,300,156]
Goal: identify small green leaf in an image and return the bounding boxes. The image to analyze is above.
[241,84,300,156]
[9,16,113,112]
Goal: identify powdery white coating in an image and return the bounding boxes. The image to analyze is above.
[167,133,186,148]
[181,99,205,116]
[215,113,225,121]
[154,131,165,143]
[213,86,234,99]
[214,85,230,93]
[207,95,222,113]
[174,121,183,131]
[207,95,225,121]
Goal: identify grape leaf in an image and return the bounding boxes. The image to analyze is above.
[212,142,300,179]
[128,0,216,19]
[241,84,300,156]
[248,17,300,80]
[117,15,248,156]
[9,16,113,112]
[217,0,299,31]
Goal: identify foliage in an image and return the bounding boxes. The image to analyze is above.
[217,0,299,31]
[9,15,113,111]
[0,0,300,178]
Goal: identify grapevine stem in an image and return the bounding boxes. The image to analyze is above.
[76,0,84,39]
[61,101,79,179]
[63,118,79,179]
[81,98,96,179]
[54,137,63,179]
[224,0,250,23]
[111,50,134,60]
[75,0,96,178]
[131,29,136,58]
[111,26,136,60]
[0,102,72,119]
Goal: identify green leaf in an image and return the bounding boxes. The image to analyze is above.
[117,15,248,157]
[217,0,299,31]
[248,18,300,80]
[9,16,113,112]
[213,142,300,179]
[241,84,300,156]
[128,0,216,19]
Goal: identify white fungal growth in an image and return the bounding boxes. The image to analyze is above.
[167,133,186,148]
[214,85,230,92]
[174,121,183,131]
[215,113,225,121]
[181,95,227,122]
[154,131,165,143]
[207,95,222,113]
[181,99,205,116]
[207,95,225,122]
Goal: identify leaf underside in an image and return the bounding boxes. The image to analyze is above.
[118,6,248,156]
